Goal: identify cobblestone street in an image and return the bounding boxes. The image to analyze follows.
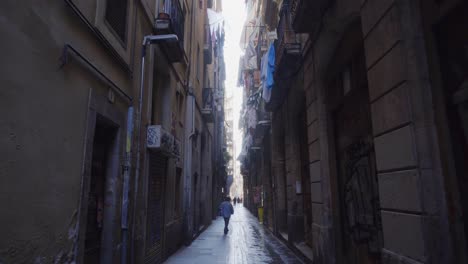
[165,206,304,264]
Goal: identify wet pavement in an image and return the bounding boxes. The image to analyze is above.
[164,205,304,264]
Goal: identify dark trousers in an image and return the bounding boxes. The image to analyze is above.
[224,217,230,230]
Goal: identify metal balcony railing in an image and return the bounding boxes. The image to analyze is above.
[155,0,185,60]
[204,25,211,48]
[266,0,301,111]
[290,0,328,33]
[276,0,289,44]
[202,88,214,110]
[290,0,301,32]
[275,0,300,69]
[202,88,215,122]
[164,0,184,43]
[204,24,213,64]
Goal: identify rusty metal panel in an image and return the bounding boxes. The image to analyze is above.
[145,153,168,264]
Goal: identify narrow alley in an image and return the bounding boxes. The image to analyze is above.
[165,206,303,264]
[1,0,468,263]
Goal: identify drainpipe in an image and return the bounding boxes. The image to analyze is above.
[121,106,134,264]
[128,34,178,264]
[183,88,196,245]
[183,0,197,245]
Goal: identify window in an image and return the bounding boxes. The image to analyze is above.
[105,0,129,43]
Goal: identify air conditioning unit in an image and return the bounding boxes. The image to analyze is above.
[147,125,174,155]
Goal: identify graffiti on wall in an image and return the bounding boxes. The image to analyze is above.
[342,139,382,253]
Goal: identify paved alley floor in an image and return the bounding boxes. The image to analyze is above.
[164,206,304,264]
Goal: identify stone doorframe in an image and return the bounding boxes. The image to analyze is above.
[75,88,127,264]
[420,1,468,262]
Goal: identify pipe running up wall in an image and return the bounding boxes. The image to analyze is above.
[182,0,197,246]
[183,89,196,245]
[121,107,134,264]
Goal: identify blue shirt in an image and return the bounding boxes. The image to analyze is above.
[266,43,275,88]
[219,201,234,218]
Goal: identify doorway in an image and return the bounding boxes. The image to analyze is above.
[434,2,468,255]
[84,116,118,264]
[274,113,288,239]
[329,38,382,264]
[299,112,313,247]
[263,134,275,232]
[145,152,168,264]
[193,172,199,233]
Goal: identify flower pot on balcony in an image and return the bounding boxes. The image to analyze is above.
[155,13,171,31]
[157,12,170,19]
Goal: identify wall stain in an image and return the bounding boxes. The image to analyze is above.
[0,210,79,264]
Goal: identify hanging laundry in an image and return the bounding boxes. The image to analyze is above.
[238,134,253,163]
[238,57,245,87]
[254,70,261,87]
[260,52,268,94]
[263,43,275,102]
[244,40,258,70]
[246,107,258,129]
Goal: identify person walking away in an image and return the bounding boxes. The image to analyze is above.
[233,197,237,206]
[219,197,234,234]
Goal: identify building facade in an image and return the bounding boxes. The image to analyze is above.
[225,91,240,198]
[204,0,227,220]
[239,0,468,263]
[0,0,225,263]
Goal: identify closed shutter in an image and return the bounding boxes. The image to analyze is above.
[145,153,168,264]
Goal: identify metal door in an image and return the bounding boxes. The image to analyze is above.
[145,153,168,264]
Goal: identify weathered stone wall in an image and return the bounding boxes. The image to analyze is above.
[298,0,453,262]
[0,0,144,262]
[361,0,451,262]
[0,0,196,262]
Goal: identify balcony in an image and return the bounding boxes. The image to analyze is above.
[154,0,186,63]
[267,0,301,111]
[254,108,271,141]
[204,24,213,64]
[202,88,215,123]
[291,0,328,33]
[275,0,301,70]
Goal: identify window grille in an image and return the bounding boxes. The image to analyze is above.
[105,0,128,43]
